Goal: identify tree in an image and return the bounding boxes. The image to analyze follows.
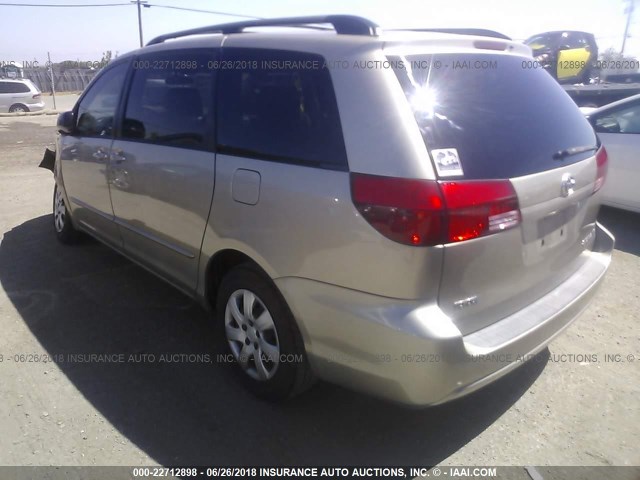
[598,47,639,76]
[101,50,113,66]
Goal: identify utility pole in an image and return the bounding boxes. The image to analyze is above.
[131,0,148,47]
[47,52,56,111]
[622,0,635,55]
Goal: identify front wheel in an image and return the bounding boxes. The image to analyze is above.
[53,184,80,244]
[217,265,314,400]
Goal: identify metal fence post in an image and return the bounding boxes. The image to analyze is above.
[47,52,57,110]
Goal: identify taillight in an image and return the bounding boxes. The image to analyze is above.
[439,181,520,242]
[351,174,444,246]
[351,174,521,246]
[32,93,41,99]
[593,146,608,193]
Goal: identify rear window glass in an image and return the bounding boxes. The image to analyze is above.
[217,48,348,170]
[388,53,598,179]
[0,81,30,94]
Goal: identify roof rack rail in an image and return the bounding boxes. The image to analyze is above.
[147,15,380,46]
[391,28,511,40]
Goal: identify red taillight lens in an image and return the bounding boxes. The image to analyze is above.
[351,173,444,246]
[593,146,608,193]
[351,174,521,246]
[439,180,520,242]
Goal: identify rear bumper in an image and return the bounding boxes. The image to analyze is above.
[28,101,45,111]
[275,222,614,406]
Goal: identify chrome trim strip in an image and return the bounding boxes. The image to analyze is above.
[69,196,114,221]
[114,218,196,259]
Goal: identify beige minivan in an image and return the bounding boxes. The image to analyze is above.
[46,15,614,406]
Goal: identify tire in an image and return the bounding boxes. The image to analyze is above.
[9,104,28,113]
[53,184,80,244]
[217,264,314,400]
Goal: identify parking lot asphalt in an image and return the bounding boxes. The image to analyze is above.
[42,93,80,113]
[0,114,638,468]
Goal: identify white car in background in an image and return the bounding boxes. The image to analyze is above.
[586,94,640,213]
[0,78,45,113]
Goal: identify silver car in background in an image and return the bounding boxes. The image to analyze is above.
[585,94,640,213]
[47,15,614,406]
[0,78,45,113]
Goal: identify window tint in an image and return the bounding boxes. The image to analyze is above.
[76,62,129,137]
[562,33,588,49]
[0,81,30,94]
[525,33,558,49]
[217,49,348,170]
[595,103,640,134]
[388,53,597,179]
[122,51,214,149]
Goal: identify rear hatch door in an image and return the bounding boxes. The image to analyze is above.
[388,51,601,335]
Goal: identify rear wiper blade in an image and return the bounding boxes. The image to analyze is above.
[553,145,598,160]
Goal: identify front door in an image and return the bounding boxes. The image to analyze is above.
[59,61,130,247]
[108,49,218,291]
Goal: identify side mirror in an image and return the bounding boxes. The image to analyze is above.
[57,111,75,134]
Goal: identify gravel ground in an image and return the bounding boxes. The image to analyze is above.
[0,115,638,471]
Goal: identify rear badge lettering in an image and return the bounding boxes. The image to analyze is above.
[431,148,464,177]
[453,296,478,309]
[560,173,576,197]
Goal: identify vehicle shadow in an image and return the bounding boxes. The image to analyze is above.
[598,206,640,257]
[0,215,548,466]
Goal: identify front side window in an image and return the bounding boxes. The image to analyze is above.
[595,103,640,134]
[121,51,215,149]
[76,62,129,137]
[217,48,348,170]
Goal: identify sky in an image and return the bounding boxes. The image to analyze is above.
[0,0,637,64]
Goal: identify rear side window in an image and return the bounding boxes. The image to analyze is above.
[217,48,348,170]
[122,50,215,149]
[76,62,129,137]
[0,81,30,94]
[388,53,598,179]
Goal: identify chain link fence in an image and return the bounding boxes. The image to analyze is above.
[23,67,98,93]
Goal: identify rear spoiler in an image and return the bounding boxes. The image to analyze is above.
[39,148,55,172]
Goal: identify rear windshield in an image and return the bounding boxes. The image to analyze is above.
[388,53,597,179]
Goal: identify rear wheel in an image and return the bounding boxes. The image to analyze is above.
[9,104,28,113]
[53,185,80,244]
[217,265,314,400]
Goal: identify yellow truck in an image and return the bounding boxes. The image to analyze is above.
[525,30,598,84]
